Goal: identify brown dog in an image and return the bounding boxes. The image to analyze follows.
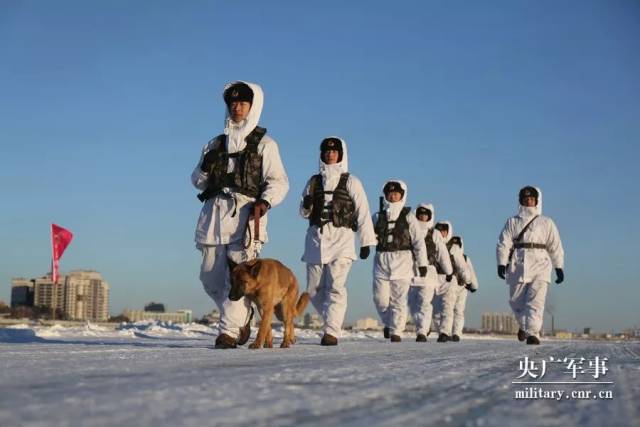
[228,258,309,349]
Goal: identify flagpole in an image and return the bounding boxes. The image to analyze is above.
[50,223,55,321]
[50,223,54,283]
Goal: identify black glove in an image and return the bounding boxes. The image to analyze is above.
[250,199,270,218]
[555,268,564,284]
[466,284,476,293]
[498,265,506,280]
[445,274,453,282]
[200,150,216,173]
[302,195,313,210]
[419,266,428,277]
[359,246,370,260]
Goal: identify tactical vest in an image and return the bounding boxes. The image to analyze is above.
[375,207,412,252]
[425,229,445,274]
[308,173,357,231]
[197,126,266,202]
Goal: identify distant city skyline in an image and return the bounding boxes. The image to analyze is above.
[1,1,639,332]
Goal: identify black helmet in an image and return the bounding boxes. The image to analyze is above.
[383,181,405,198]
[519,186,539,205]
[223,82,254,106]
[435,222,449,233]
[416,206,432,221]
[320,137,343,162]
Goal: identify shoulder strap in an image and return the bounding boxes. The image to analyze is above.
[212,134,226,152]
[514,215,539,243]
[309,174,322,194]
[245,126,267,149]
[337,173,350,188]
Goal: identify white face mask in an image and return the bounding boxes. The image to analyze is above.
[384,199,404,221]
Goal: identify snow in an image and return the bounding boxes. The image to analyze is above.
[1,322,638,427]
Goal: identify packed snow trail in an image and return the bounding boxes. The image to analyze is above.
[0,325,638,427]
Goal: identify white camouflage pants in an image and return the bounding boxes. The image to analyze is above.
[408,283,436,336]
[306,259,353,337]
[436,284,467,336]
[509,280,548,339]
[451,287,469,336]
[199,241,255,339]
[373,277,411,336]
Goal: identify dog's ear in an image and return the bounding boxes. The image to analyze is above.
[227,257,238,273]
[247,260,261,278]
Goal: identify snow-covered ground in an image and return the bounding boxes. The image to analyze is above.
[1,322,638,427]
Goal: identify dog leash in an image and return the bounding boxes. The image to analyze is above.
[253,203,262,258]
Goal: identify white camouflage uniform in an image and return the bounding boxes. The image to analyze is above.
[300,139,376,338]
[496,187,564,340]
[191,81,289,339]
[431,221,472,336]
[372,180,428,337]
[408,203,453,337]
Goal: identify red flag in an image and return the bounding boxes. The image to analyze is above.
[51,223,73,284]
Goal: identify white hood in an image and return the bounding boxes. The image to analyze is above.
[382,179,408,221]
[223,81,264,154]
[318,137,349,189]
[435,220,453,243]
[517,186,543,219]
[414,202,435,232]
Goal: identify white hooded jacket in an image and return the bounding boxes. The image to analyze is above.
[191,81,289,245]
[300,138,377,264]
[435,221,471,295]
[496,187,564,285]
[372,180,428,281]
[412,203,453,287]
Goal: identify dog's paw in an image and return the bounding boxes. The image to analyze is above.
[280,341,291,349]
[249,342,262,350]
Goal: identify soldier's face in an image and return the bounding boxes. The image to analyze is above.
[322,150,339,165]
[229,101,251,123]
[522,196,537,207]
[385,191,402,203]
[417,214,430,222]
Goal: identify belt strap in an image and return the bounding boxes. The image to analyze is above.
[513,242,547,249]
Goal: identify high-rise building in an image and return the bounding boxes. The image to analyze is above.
[12,271,109,321]
[481,312,519,334]
[10,278,34,307]
[33,276,65,312]
[64,271,110,321]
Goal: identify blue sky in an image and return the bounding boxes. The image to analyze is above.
[1,0,639,332]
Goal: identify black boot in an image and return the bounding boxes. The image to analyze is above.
[517,329,527,342]
[416,334,427,342]
[383,326,390,339]
[390,334,402,342]
[320,333,338,346]
[451,334,460,342]
[437,333,449,343]
[526,335,541,345]
[214,333,237,349]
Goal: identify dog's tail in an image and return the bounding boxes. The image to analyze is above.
[295,292,310,317]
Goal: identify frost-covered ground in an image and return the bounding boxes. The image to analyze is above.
[1,322,638,427]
